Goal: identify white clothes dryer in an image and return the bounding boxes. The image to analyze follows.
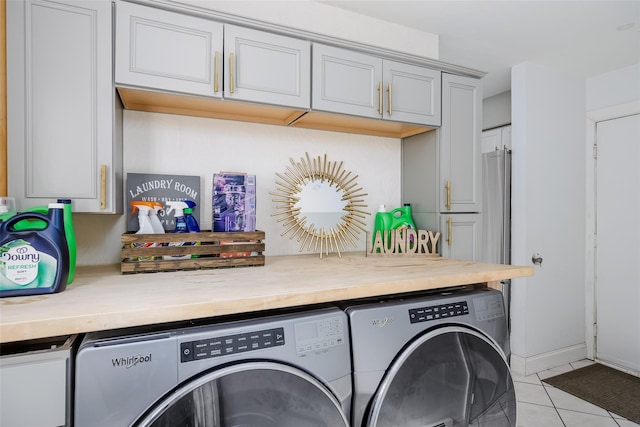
[347,287,516,427]
[75,307,351,427]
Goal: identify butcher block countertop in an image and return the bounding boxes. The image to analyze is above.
[0,254,533,343]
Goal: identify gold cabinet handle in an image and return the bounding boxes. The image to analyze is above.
[377,81,383,115]
[214,51,220,93]
[229,52,235,94]
[100,164,106,210]
[447,216,453,246]
[387,82,392,115]
[445,180,451,211]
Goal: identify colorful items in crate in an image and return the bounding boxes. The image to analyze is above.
[163,200,200,260]
[129,201,164,261]
[213,172,256,232]
[0,203,70,297]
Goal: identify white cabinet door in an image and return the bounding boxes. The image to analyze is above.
[115,1,223,98]
[440,73,482,213]
[383,60,441,126]
[312,44,382,119]
[440,214,482,261]
[225,25,310,109]
[7,0,121,213]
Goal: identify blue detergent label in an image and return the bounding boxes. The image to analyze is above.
[1,240,56,289]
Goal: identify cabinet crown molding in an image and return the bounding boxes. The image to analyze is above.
[124,0,486,79]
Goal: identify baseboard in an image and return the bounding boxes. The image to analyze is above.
[510,343,588,376]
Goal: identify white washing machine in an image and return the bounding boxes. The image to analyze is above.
[347,287,516,427]
[75,307,351,427]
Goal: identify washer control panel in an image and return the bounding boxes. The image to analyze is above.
[180,327,285,363]
[473,294,505,321]
[294,316,345,355]
[409,301,469,324]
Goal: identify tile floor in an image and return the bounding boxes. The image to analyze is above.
[514,359,640,427]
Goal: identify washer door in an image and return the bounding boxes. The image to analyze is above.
[367,326,515,427]
[133,361,349,427]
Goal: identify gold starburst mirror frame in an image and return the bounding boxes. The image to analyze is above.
[271,153,369,258]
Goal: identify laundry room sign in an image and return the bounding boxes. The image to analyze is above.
[366,229,440,256]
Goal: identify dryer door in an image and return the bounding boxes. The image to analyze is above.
[367,326,515,427]
[133,361,349,427]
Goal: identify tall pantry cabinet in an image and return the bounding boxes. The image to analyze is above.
[7,0,122,213]
[402,74,483,261]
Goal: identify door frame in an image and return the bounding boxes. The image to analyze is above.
[585,100,640,360]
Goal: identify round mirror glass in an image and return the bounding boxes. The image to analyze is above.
[294,180,348,231]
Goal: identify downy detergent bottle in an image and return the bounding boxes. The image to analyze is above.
[0,203,69,297]
[0,199,77,284]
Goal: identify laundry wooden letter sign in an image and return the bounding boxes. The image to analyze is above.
[366,229,440,257]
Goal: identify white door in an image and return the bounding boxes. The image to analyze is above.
[595,113,640,374]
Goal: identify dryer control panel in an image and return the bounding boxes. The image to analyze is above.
[409,301,469,323]
[180,327,285,362]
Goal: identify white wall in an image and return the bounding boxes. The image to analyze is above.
[72,1,440,266]
[587,63,640,111]
[482,90,511,130]
[510,62,587,374]
[74,114,401,264]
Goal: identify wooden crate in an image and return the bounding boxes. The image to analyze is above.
[120,230,265,274]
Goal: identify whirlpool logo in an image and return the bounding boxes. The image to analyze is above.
[371,316,394,328]
[111,353,152,369]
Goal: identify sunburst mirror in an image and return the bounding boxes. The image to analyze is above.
[271,153,369,257]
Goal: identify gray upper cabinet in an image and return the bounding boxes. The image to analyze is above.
[7,0,122,213]
[312,44,441,126]
[382,60,441,125]
[440,73,482,213]
[312,44,382,119]
[224,25,310,108]
[116,2,310,110]
[115,1,224,98]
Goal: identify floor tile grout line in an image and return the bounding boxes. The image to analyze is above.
[538,373,567,427]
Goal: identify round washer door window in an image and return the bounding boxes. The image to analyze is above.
[134,361,349,427]
[368,326,516,427]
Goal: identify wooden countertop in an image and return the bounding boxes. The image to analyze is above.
[0,254,533,343]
